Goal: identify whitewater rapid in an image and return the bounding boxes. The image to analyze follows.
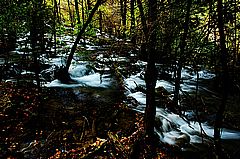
[124,68,240,145]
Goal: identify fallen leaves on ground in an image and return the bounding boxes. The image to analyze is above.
[48,112,174,159]
[0,82,41,158]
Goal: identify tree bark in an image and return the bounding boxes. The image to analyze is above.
[120,0,126,38]
[53,0,59,23]
[123,0,127,38]
[214,0,229,157]
[99,10,103,34]
[65,0,103,71]
[58,0,61,21]
[75,0,81,27]
[81,0,85,22]
[30,0,44,89]
[136,0,147,39]
[120,0,123,25]
[87,0,92,11]
[67,0,74,28]
[130,0,135,43]
[173,0,192,113]
[82,0,87,43]
[53,0,57,56]
[144,0,158,137]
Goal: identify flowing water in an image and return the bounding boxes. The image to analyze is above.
[42,51,240,157]
[2,32,240,158]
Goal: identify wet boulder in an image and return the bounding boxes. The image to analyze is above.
[54,66,77,84]
[175,133,190,147]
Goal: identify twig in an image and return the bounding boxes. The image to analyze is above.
[80,116,89,141]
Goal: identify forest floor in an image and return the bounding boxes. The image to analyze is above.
[1,79,240,158]
[0,82,178,158]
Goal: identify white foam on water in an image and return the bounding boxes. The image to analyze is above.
[156,80,174,92]
[181,68,216,81]
[124,72,145,92]
[69,62,94,77]
[85,45,99,51]
[72,73,111,88]
[161,131,182,145]
[46,73,111,88]
[45,79,80,88]
[124,78,240,145]
[156,107,240,144]
[128,92,146,105]
[45,57,111,88]
[47,57,66,66]
[180,83,197,92]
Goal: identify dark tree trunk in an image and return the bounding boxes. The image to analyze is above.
[65,0,103,72]
[129,1,158,157]
[87,0,92,11]
[6,31,17,53]
[75,0,81,27]
[53,0,57,56]
[235,0,239,63]
[209,0,215,67]
[120,0,124,36]
[58,0,61,21]
[30,0,44,89]
[214,0,229,157]
[120,0,127,38]
[53,0,59,23]
[144,0,158,137]
[120,0,123,23]
[67,0,74,28]
[173,0,192,113]
[82,0,85,41]
[99,10,103,34]
[123,0,127,38]
[136,0,148,63]
[136,0,147,39]
[81,0,85,22]
[130,0,135,44]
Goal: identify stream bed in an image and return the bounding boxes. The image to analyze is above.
[1,33,240,158]
[43,51,240,158]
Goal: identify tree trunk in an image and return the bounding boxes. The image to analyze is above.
[75,0,81,27]
[53,0,59,23]
[67,0,74,28]
[120,0,127,38]
[136,0,147,39]
[129,1,158,157]
[130,0,135,44]
[65,0,103,71]
[234,0,237,65]
[58,0,61,21]
[99,10,102,34]
[123,0,127,38]
[87,0,92,11]
[30,0,44,89]
[120,0,123,36]
[53,0,57,56]
[144,0,158,137]
[173,0,192,113]
[82,0,85,42]
[214,0,229,157]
